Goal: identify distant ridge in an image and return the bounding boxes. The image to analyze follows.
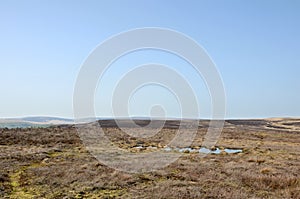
[0,116,74,129]
[22,116,73,123]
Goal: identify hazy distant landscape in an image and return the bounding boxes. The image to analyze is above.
[0,117,74,129]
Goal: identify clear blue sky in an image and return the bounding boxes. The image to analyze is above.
[0,0,299,119]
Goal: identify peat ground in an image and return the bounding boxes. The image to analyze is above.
[0,119,299,198]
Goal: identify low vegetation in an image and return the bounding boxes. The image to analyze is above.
[0,119,299,198]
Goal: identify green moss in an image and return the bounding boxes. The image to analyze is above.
[76,188,126,199]
[9,162,48,198]
[48,151,62,158]
[9,166,35,199]
[97,189,125,198]
[48,149,84,159]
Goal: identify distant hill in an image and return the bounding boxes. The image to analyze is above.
[22,116,73,123]
[0,116,74,129]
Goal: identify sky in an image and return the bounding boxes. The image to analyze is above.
[0,0,299,119]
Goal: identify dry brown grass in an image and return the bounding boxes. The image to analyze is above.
[0,119,300,198]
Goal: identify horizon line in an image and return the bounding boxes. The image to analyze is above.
[0,115,299,120]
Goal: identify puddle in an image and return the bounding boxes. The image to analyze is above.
[197,147,242,154]
[164,147,172,152]
[224,148,243,153]
[164,147,242,154]
[199,147,222,154]
[133,146,242,154]
[134,146,144,149]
